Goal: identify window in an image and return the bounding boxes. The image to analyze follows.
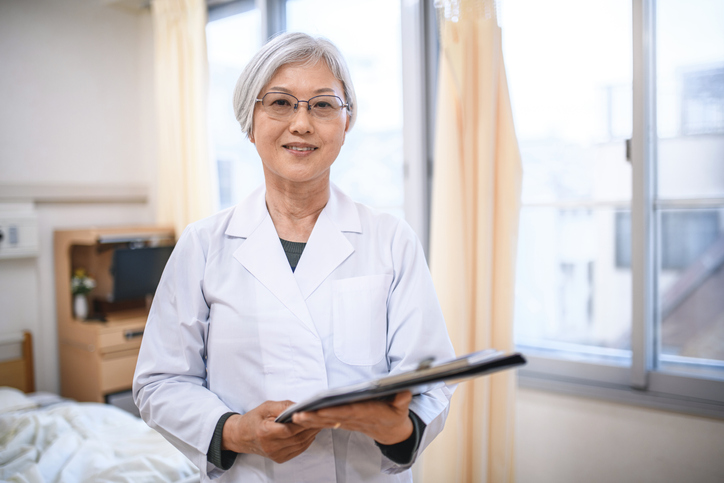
[503,0,724,416]
[654,0,724,383]
[504,0,634,365]
[206,1,263,210]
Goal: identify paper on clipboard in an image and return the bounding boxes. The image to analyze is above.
[275,349,526,423]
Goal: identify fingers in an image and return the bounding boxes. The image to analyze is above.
[272,432,318,463]
[292,411,341,429]
[258,400,296,419]
[263,427,321,464]
[229,400,319,461]
[391,391,412,411]
[302,391,412,423]
[291,393,416,445]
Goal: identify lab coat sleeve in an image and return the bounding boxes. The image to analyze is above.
[380,218,456,474]
[133,225,234,479]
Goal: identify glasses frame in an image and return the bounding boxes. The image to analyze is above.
[255,91,350,121]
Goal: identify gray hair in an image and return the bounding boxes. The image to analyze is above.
[233,32,357,137]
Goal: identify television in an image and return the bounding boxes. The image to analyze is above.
[111,245,174,302]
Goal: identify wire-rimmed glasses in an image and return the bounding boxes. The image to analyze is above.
[255,92,349,122]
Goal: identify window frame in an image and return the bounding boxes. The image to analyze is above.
[516,0,724,420]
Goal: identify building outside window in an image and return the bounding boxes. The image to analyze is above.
[502,0,724,414]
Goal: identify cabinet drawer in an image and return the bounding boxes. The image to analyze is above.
[99,349,139,394]
[98,327,145,354]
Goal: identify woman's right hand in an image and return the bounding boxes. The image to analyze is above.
[222,400,320,464]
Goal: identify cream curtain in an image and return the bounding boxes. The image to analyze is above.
[152,0,212,237]
[422,1,522,481]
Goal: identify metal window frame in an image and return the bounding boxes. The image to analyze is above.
[207,0,256,21]
[401,0,437,255]
[517,0,724,420]
[259,0,286,40]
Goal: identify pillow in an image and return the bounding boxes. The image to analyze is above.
[0,386,39,414]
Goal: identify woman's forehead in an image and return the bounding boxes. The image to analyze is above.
[263,61,344,95]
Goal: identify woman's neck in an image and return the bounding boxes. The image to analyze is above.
[264,179,330,243]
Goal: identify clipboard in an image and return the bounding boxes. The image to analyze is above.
[275,349,526,423]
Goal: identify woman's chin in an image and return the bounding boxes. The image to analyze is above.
[266,170,330,187]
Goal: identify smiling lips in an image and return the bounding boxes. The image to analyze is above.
[284,143,317,152]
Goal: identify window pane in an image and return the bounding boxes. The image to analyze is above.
[655,0,724,381]
[286,0,404,217]
[207,8,263,210]
[515,207,632,364]
[656,208,724,380]
[656,0,724,199]
[502,0,633,362]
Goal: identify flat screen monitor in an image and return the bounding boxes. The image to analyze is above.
[111,245,174,302]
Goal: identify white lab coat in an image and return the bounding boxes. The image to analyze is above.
[133,184,455,482]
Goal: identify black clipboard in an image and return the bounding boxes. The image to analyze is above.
[275,349,526,423]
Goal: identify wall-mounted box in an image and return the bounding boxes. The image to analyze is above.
[0,204,39,259]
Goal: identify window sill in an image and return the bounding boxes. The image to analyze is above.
[518,369,724,421]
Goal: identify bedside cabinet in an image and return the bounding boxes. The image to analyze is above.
[54,226,174,403]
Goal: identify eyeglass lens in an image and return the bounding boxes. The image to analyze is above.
[260,92,345,121]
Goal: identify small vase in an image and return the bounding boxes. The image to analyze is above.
[73,293,88,320]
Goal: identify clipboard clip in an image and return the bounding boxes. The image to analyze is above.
[416,357,435,371]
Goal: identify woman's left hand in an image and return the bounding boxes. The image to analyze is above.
[291,391,414,445]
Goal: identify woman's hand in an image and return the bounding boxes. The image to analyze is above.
[291,391,414,445]
[222,400,321,464]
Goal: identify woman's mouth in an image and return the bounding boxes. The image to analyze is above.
[283,144,317,152]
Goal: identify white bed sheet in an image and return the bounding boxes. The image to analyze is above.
[0,388,199,483]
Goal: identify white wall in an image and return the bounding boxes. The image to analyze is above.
[516,388,724,483]
[0,0,156,393]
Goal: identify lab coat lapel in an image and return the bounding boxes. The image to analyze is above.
[294,184,361,300]
[228,187,317,336]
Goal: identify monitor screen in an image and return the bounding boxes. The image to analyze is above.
[111,245,174,302]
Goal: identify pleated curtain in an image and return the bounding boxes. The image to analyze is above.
[421,1,522,481]
[152,0,212,237]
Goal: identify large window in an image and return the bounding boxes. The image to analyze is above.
[205,0,724,418]
[503,0,724,416]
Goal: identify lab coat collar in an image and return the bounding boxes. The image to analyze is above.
[224,183,361,238]
[294,184,359,299]
[226,183,361,332]
[225,184,267,238]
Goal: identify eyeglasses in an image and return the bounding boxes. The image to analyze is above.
[255,92,349,122]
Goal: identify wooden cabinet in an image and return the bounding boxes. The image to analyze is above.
[54,226,174,403]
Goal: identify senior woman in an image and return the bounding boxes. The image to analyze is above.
[133,32,455,482]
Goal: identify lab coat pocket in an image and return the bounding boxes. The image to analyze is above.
[332,274,392,366]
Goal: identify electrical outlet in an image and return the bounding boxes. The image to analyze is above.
[0,209,39,259]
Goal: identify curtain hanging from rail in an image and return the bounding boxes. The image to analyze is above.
[152,0,212,237]
[423,0,522,481]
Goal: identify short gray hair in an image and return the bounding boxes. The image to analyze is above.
[233,32,357,137]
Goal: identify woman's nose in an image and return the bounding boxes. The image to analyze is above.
[288,104,315,134]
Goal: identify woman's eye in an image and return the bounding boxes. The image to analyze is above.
[314,101,332,109]
[272,99,291,107]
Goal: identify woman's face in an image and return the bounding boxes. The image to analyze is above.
[250,61,350,188]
